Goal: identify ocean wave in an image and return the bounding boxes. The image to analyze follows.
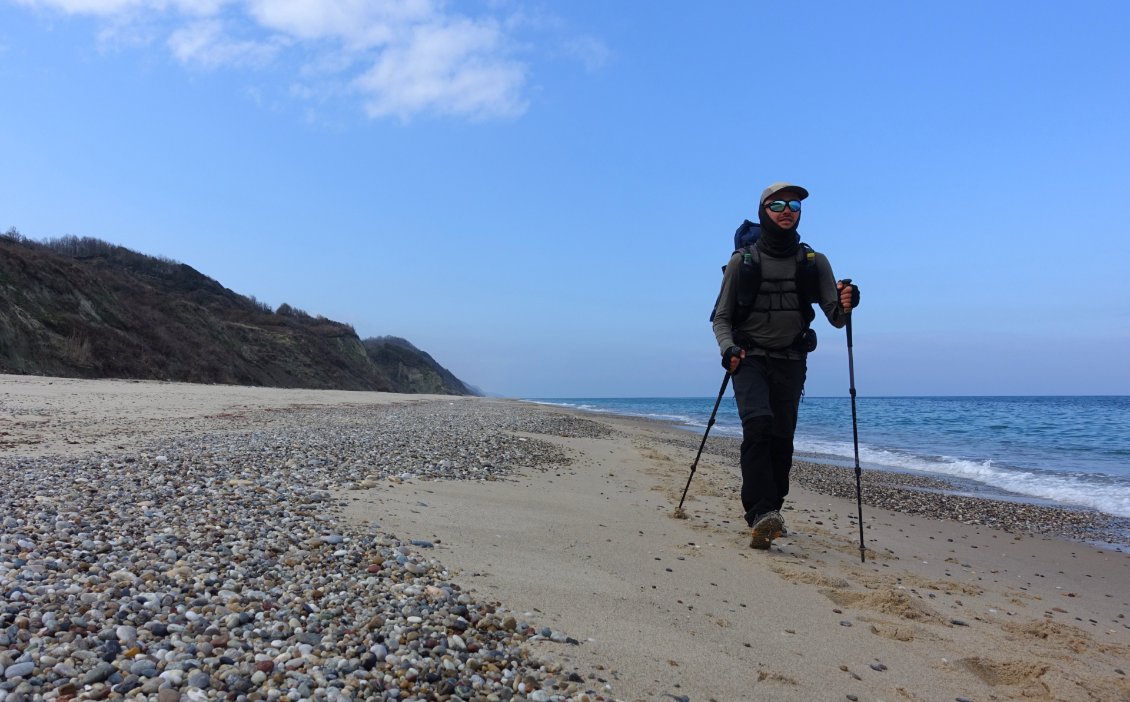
[524,399,724,431]
[795,438,1130,518]
[526,397,1130,517]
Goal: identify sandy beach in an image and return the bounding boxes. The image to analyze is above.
[2,375,1128,702]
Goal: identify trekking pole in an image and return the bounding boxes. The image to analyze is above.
[843,279,866,563]
[674,371,731,518]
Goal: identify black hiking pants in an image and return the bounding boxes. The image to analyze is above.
[731,354,806,526]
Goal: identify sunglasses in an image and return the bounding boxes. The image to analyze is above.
[765,200,802,213]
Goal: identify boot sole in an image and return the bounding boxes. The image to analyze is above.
[749,514,784,550]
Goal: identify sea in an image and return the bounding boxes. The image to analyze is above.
[524,396,1130,520]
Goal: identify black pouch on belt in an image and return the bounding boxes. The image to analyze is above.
[792,329,817,353]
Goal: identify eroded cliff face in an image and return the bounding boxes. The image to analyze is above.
[361,336,474,395]
[0,235,474,395]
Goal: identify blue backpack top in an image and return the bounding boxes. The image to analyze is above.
[733,219,761,249]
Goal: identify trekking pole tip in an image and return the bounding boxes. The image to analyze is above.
[672,507,688,519]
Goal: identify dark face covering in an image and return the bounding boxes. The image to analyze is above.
[757,203,800,257]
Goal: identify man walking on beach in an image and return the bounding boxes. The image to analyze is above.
[712,182,859,549]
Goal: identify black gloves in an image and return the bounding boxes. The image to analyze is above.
[722,345,743,373]
[839,280,860,309]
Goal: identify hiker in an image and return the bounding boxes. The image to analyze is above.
[711,182,859,549]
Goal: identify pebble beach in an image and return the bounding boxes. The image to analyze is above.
[2,392,613,702]
[3,376,1130,702]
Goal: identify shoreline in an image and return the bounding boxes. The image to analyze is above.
[3,376,1130,701]
[521,399,1130,549]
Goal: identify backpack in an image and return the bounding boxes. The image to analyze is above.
[709,220,820,326]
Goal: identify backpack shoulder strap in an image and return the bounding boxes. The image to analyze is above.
[722,244,760,266]
[795,242,820,312]
[735,245,760,310]
[796,242,816,267]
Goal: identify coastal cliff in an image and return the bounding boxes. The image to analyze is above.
[0,232,474,395]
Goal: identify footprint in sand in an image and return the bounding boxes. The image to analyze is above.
[820,588,946,625]
[959,658,1050,696]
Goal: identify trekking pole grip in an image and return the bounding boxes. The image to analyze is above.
[841,278,855,342]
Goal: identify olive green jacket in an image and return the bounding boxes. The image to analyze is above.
[712,247,848,360]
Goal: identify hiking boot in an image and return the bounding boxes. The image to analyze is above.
[749,510,784,550]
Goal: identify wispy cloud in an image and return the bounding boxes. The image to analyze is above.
[562,35,611,73]
[12,0,557,121]
[354,17,526,120]
[245,0,430,49]
[167,18,282,68]
[15,0,230,16]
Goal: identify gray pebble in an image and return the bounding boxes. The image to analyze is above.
[2,663,34,680]
[81,662,115,685]
[117,674,141,694]
[130,659,157,677]
[187,670,210,689]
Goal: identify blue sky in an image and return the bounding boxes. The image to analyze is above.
[2,1,1128,398]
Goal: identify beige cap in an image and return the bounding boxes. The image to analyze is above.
[760,181,809,205]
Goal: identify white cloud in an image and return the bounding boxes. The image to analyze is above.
[15,0,229,16]
[13,0,602,121]
[94,15,161,49]
[354,17,526,120]
[171,0,228,15]
[563,35,610,73]
[14,0,146,14]
[167,18,280,68]
[245,1,527,119]
[245,0,434,49]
